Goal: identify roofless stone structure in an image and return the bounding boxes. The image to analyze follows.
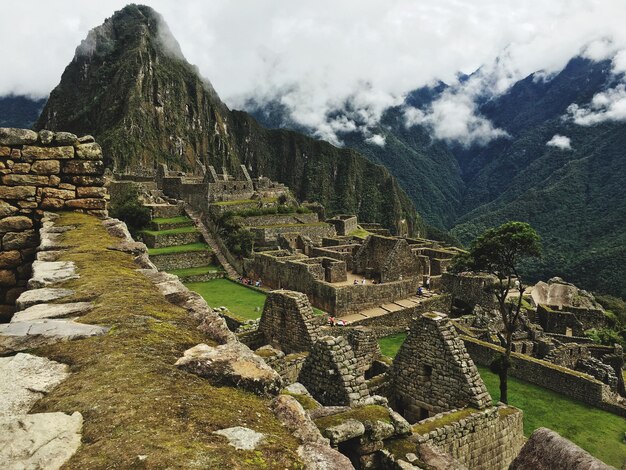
[390,311,492,422]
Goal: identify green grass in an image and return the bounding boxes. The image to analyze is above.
[378,332,626,467]
[186,279,267,321]
[151,216,192,225]
[254,222,329,229]
[141,226,198,236]
[378,333,407,357]
[477,365,626,467]
[148,242,210,256]
[348,226,371,239]
[212,198,278,207]
[167,265,224,277]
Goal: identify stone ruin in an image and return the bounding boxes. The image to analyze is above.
[389,311,492,422]
[0,128,107,321]
[352,234,422,283]
[258,290,320,354]
[299,335,370,406]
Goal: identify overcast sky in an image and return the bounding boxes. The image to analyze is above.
[2,0,626,144]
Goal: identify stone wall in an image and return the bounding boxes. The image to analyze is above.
[0,128,106,320]
[343,327,381,376]
[149,250,215,271]
[536,304,606,336]
[258,290,321,354]
[353,235,422,283]
[326,215,357,236]
[463,335,626,417]
[412,405,524,470]
[299,335,369,406]
[390,312,492,422]
[441,272,497,314]
[250,223,336,244]
[241,213,319,227]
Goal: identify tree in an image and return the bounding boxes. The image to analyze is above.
[452,221,541,403]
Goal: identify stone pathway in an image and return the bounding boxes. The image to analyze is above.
[341,291,439,324]
[184,204,239,278]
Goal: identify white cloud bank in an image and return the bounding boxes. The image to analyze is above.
[2,1,626,144]
[546,134,572,150]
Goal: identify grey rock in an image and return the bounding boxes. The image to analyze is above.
[39,232,68,251]
[16,288,74,310]
[102,218,132,240]
[54,132,78,145]
[0,353,69,420]
[0,128,38,146]
[213,426,265,450]
[297,443,356,470]
[11,302,92,322]
[322,418,366,445]
[0,412,83,470]
[77,135,95,143]
[27,261,79,289]
[0,319,108,354]
[38,130,54,145]
[271,395,327,445]
[176,342,282,396]
[0,201,18,218]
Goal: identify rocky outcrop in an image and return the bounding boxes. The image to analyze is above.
[175,342,282,396]
[509,427,614,470]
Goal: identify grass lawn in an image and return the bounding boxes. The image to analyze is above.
[167,265,224,277]
[378,332,407,357]
[348,226,371,239]
[186,279,267,321]
[148,242,210,256]
[376,332,626,467]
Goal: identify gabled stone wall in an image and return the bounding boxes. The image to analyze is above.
[0,128,106,320]
[259,290,321,354]
[299,335,369,406]
[390,312,491,422]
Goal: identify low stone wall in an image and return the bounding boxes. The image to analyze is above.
[413,406,524,470]
[141,230,201,249]
[250,223,336,244]
[241,213,319,227]
[266,352,309,385]
[0,128,106,320]
[463,336,626,417]
[149,250,215,271]
[349,295,452,330]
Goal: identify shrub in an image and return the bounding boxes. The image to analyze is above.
[109,185,151,237]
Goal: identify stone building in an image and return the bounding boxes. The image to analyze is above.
[390,312,492,422]
[352,234,421,283]
[258,290,321,354]
[298,335,369,406]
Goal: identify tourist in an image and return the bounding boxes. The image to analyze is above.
[337,319,346,326]
[353,279,358,285]
[328,316,336,326]
[417,286,424,296]
[362,279,366,285]
[426,276,431,289]
[399,274,403,281]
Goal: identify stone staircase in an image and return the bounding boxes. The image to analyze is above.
[142,203,226,283]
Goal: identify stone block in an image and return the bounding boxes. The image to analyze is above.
[0,146,11,157]
[75,142,102,159]
[54,132,78,145]
[0,269,16,287]
[41,198,65,210]
[62,160,103,175]
[65,198,106,210]
[30,160,60,175]
[69,175,105,186]
[2,174,49,186]
[21,145,74,160]
[0,216,33,233]
[76,186,107,198]
[42,188,76,200]
[0,201,18,218]
[0,128,38,146]
[12,163,31,174]
[0,250,21,268]
[77,135,94,143]
[58,183,76,191]
[49,175,61,186]
[3,230,38,250]
[0,186,37,199]
[38,130,54,145]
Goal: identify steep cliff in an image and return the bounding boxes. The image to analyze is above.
[36,4,420,234]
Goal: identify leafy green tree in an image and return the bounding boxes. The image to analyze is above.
[452,221,541,403]
[109,185,151,238]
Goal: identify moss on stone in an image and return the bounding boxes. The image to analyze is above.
[412,407,479,435]
[281,391,321,411]
[32,212,303,469]
[314,405,391,432]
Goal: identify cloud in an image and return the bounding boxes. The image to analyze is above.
[365,134,386,147]
[568,84,626,125]
[2,1,626,143]
[546,134,572,150]
[404,89,508,147]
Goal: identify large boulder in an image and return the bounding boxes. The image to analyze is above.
[175,342,282,396]
[297,443,356,470]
